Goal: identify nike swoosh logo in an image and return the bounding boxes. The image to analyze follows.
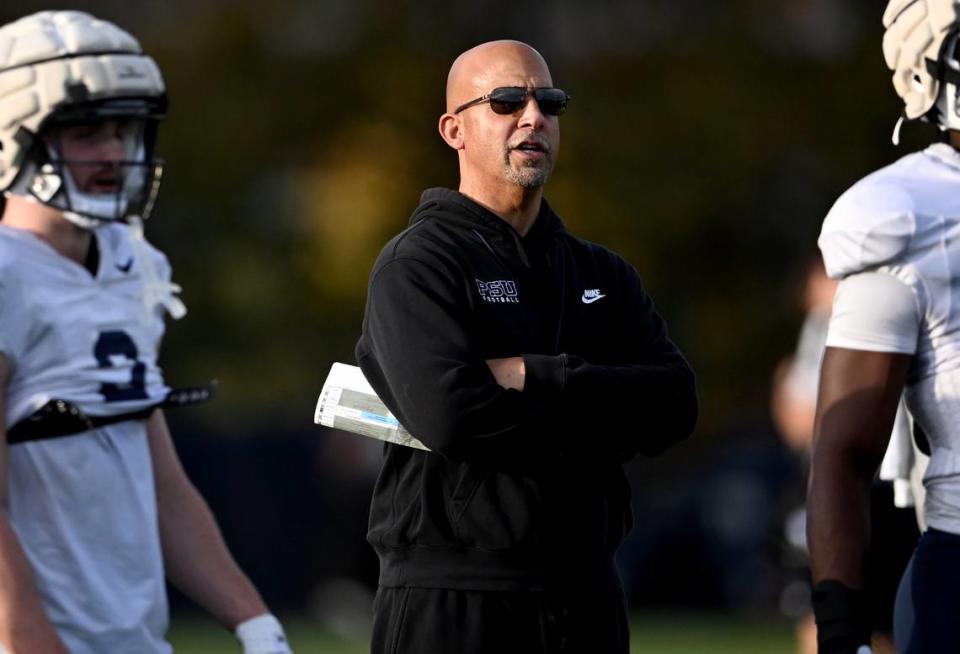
[581,293,606,304]
[116,257,134,273]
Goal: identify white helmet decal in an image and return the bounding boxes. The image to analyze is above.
[0,11,166,226]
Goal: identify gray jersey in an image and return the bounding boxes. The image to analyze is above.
[819,143,960,535]
[0,222,184,653]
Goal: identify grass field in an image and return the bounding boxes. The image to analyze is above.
[168,613,798,653]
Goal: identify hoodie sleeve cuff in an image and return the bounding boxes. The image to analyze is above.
[522,353,566,398]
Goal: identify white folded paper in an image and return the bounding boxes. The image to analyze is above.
[314,362,429,451]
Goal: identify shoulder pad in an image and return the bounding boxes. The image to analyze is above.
[818,175,915,279]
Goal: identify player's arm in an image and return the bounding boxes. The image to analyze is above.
[806,268,921,654]
[808,347,910,584]
[807,347,909,653]
[0,354,70,653]
[148,410,292,653]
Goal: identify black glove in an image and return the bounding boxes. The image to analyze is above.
[812,579,871,654]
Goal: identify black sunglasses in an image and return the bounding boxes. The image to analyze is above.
[453,86,570,116]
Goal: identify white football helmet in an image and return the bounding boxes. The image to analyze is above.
[0,11,166,227]
[882,1,960,120]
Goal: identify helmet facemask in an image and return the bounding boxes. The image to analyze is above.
[6,98,165,229]
[930,31,960,133]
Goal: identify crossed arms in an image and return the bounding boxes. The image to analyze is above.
[357,256,698,465]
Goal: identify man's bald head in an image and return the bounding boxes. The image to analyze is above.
[445,40,552,113]
[437,40,561,217]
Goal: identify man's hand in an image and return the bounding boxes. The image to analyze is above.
[486,357,525,391]
[235,614,293,654]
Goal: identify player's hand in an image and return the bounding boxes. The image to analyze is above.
[486,357,525,391]
[234,614,293,654]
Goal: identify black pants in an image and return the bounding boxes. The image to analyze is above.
[894,528,960,653]
[371,587,630,654]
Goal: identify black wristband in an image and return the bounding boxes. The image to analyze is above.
[812,579,871,654]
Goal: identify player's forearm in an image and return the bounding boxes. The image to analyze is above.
[0,510,69,653]
[807,439,878,654]
[807,348,908,586]
[806,348,908,653]
[157,478,267,629]
[807,450,873,587]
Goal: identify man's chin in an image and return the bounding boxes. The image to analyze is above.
[505,167,550,189]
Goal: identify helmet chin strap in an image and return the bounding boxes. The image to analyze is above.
[892,115,906,146]
[61,210,103,231]
[60,171,129,224]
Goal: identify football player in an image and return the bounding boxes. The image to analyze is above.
[0,11,292,654]
[807,1,960,652]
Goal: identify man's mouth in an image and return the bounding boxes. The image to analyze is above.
[86,171,122,193]
[511,139,549,158]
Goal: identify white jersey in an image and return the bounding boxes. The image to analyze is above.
[0,222,183,654]
[819,142,960,535]
[0,223,177,427]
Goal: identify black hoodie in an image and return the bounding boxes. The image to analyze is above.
[356,188,698,591]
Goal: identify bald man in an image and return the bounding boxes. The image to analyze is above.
[355,40,698,654]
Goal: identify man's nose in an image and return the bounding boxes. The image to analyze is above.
[517,95,546,130]
[96,136,128,162]
[100,139,123,154]
[97,123,132,158]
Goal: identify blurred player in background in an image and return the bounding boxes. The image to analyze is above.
[0,11,291,654]
[355,40,698,654]
[807,0,960,652]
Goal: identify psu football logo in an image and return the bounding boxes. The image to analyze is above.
[476,279,519,304]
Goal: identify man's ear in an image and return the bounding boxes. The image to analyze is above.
[438,113,464,150]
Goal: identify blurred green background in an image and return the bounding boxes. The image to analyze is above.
[170,615,799,653]
[1,0,916,430]
[1,0,929,651]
